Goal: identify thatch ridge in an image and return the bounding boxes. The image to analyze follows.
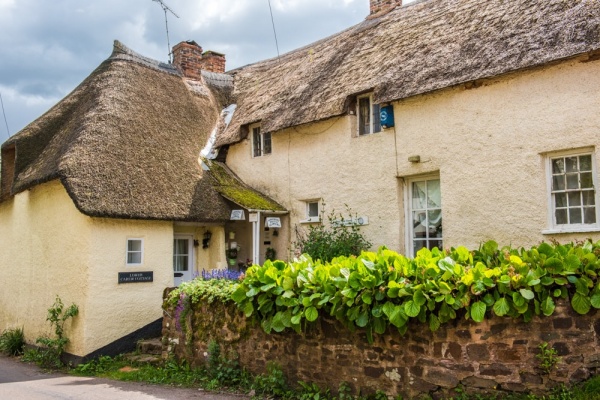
[217,0,600,146]
[3,42,232,222]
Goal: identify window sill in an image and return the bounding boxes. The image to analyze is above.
[299,219,320,224]
[542,226,600,235]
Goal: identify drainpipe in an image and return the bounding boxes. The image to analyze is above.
[252,211,261,265]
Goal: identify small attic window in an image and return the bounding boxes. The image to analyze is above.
[1,145,16,200]
[251,124,271,157]
[357,94,381,136]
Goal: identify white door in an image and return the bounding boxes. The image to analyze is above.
[173,235,194,286]
[408,177,443,257]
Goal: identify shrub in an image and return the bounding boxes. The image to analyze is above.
[231,240,600,342]
[294,205,372,263]
[0,327,24,356]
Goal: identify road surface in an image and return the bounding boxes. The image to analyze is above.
[0,354,249,400]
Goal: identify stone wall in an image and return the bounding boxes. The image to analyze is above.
[162,291,600,398]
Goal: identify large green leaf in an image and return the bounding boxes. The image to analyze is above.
[591,293,600,309]
[356,311,369,327]
[305,306,319,322]
[242,301,254,317]
[493,297,510,316]
[231,286,248,303]
[519,289,535,300]
[470,301,487,322]
[541,296,555,316]
[571,293,591,315]
[404,300,420,318]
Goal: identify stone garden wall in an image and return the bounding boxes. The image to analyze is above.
[162,289,600,398]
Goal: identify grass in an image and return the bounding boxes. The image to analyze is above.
[0,327,24,356]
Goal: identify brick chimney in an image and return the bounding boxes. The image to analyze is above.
[370,0,402,15]
[172,40,226,79]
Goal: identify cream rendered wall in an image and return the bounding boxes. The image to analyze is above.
[393,57,600,250]
[225,57,600,255]
[0,180,89,355]
[226,116,400,256]
[85,218,173,355]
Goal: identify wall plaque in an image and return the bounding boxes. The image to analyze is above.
[118,271,153,284]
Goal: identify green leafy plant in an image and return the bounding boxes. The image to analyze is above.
[294,204,372,263]
[25,295,79,368]
[252,362,290,398]
[206,340,248,387]
[537,342,561,374]
[229,239,600,343]
[266,247,277,261]
[0,327,24,356]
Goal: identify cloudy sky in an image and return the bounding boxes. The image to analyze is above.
[0,0,391,139]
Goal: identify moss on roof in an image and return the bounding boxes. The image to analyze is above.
[207,160,286,212]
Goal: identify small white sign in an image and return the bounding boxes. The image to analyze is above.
[249,212,258,222]
[332,216,369,227]
[266,217,282,228]
[230,210,245,220]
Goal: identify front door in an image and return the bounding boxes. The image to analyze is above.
[173,235,194,286]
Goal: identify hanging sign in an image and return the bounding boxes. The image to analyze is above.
[249,212,258,222]
[230,210,245,220]
[266,217,282,228]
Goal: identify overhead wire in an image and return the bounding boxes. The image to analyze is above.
[0,91,10,139]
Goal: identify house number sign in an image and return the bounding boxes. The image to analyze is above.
[118,271,153,284]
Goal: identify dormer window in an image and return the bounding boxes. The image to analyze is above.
[251,124,271,157]
[357,94,381,136]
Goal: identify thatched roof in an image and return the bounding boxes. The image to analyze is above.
[217,0,600,146]
[2,41,234,222]
[207,160,286,212]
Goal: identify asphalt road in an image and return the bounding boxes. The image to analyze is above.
[0,354,249,400]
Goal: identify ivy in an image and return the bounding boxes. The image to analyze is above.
[230,240,600,342]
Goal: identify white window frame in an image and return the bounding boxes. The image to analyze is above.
[251,124,272,158]
[357,93,381,136]
[301,200,320,223]
[543,148,600,234]
[126,238,144,266]
[404,175,443,257]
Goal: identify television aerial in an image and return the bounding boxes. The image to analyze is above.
[152,0,180,63]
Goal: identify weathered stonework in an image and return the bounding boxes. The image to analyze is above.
[162,291,600,398]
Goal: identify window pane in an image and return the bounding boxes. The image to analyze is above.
[428,240,443,251]
[128,240,142,252]
[174,239,189,255]
[569,208,582,224]
[566,157,578,172]
[372,103,381,133]
[568,192,581,207]
[427,180,441,208]
[583,191,596,206]
[413,211,427,238]
[552,175,565,191]
[413,240,427,255]
[584,207,597,224]
[555,192,567,207]
[581,172,593,189]
[428,209,443,238]
[173,255,189,272]
[128,252,141,264]
[580,155,592,171]
[552,159,564,174]
[412,181,427,209]
[358,97,370,135]
[555,209,568,225]
[263,132,272,155]
[307,202,319,218]
[566,173,579,190]
[253,128,262,157]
